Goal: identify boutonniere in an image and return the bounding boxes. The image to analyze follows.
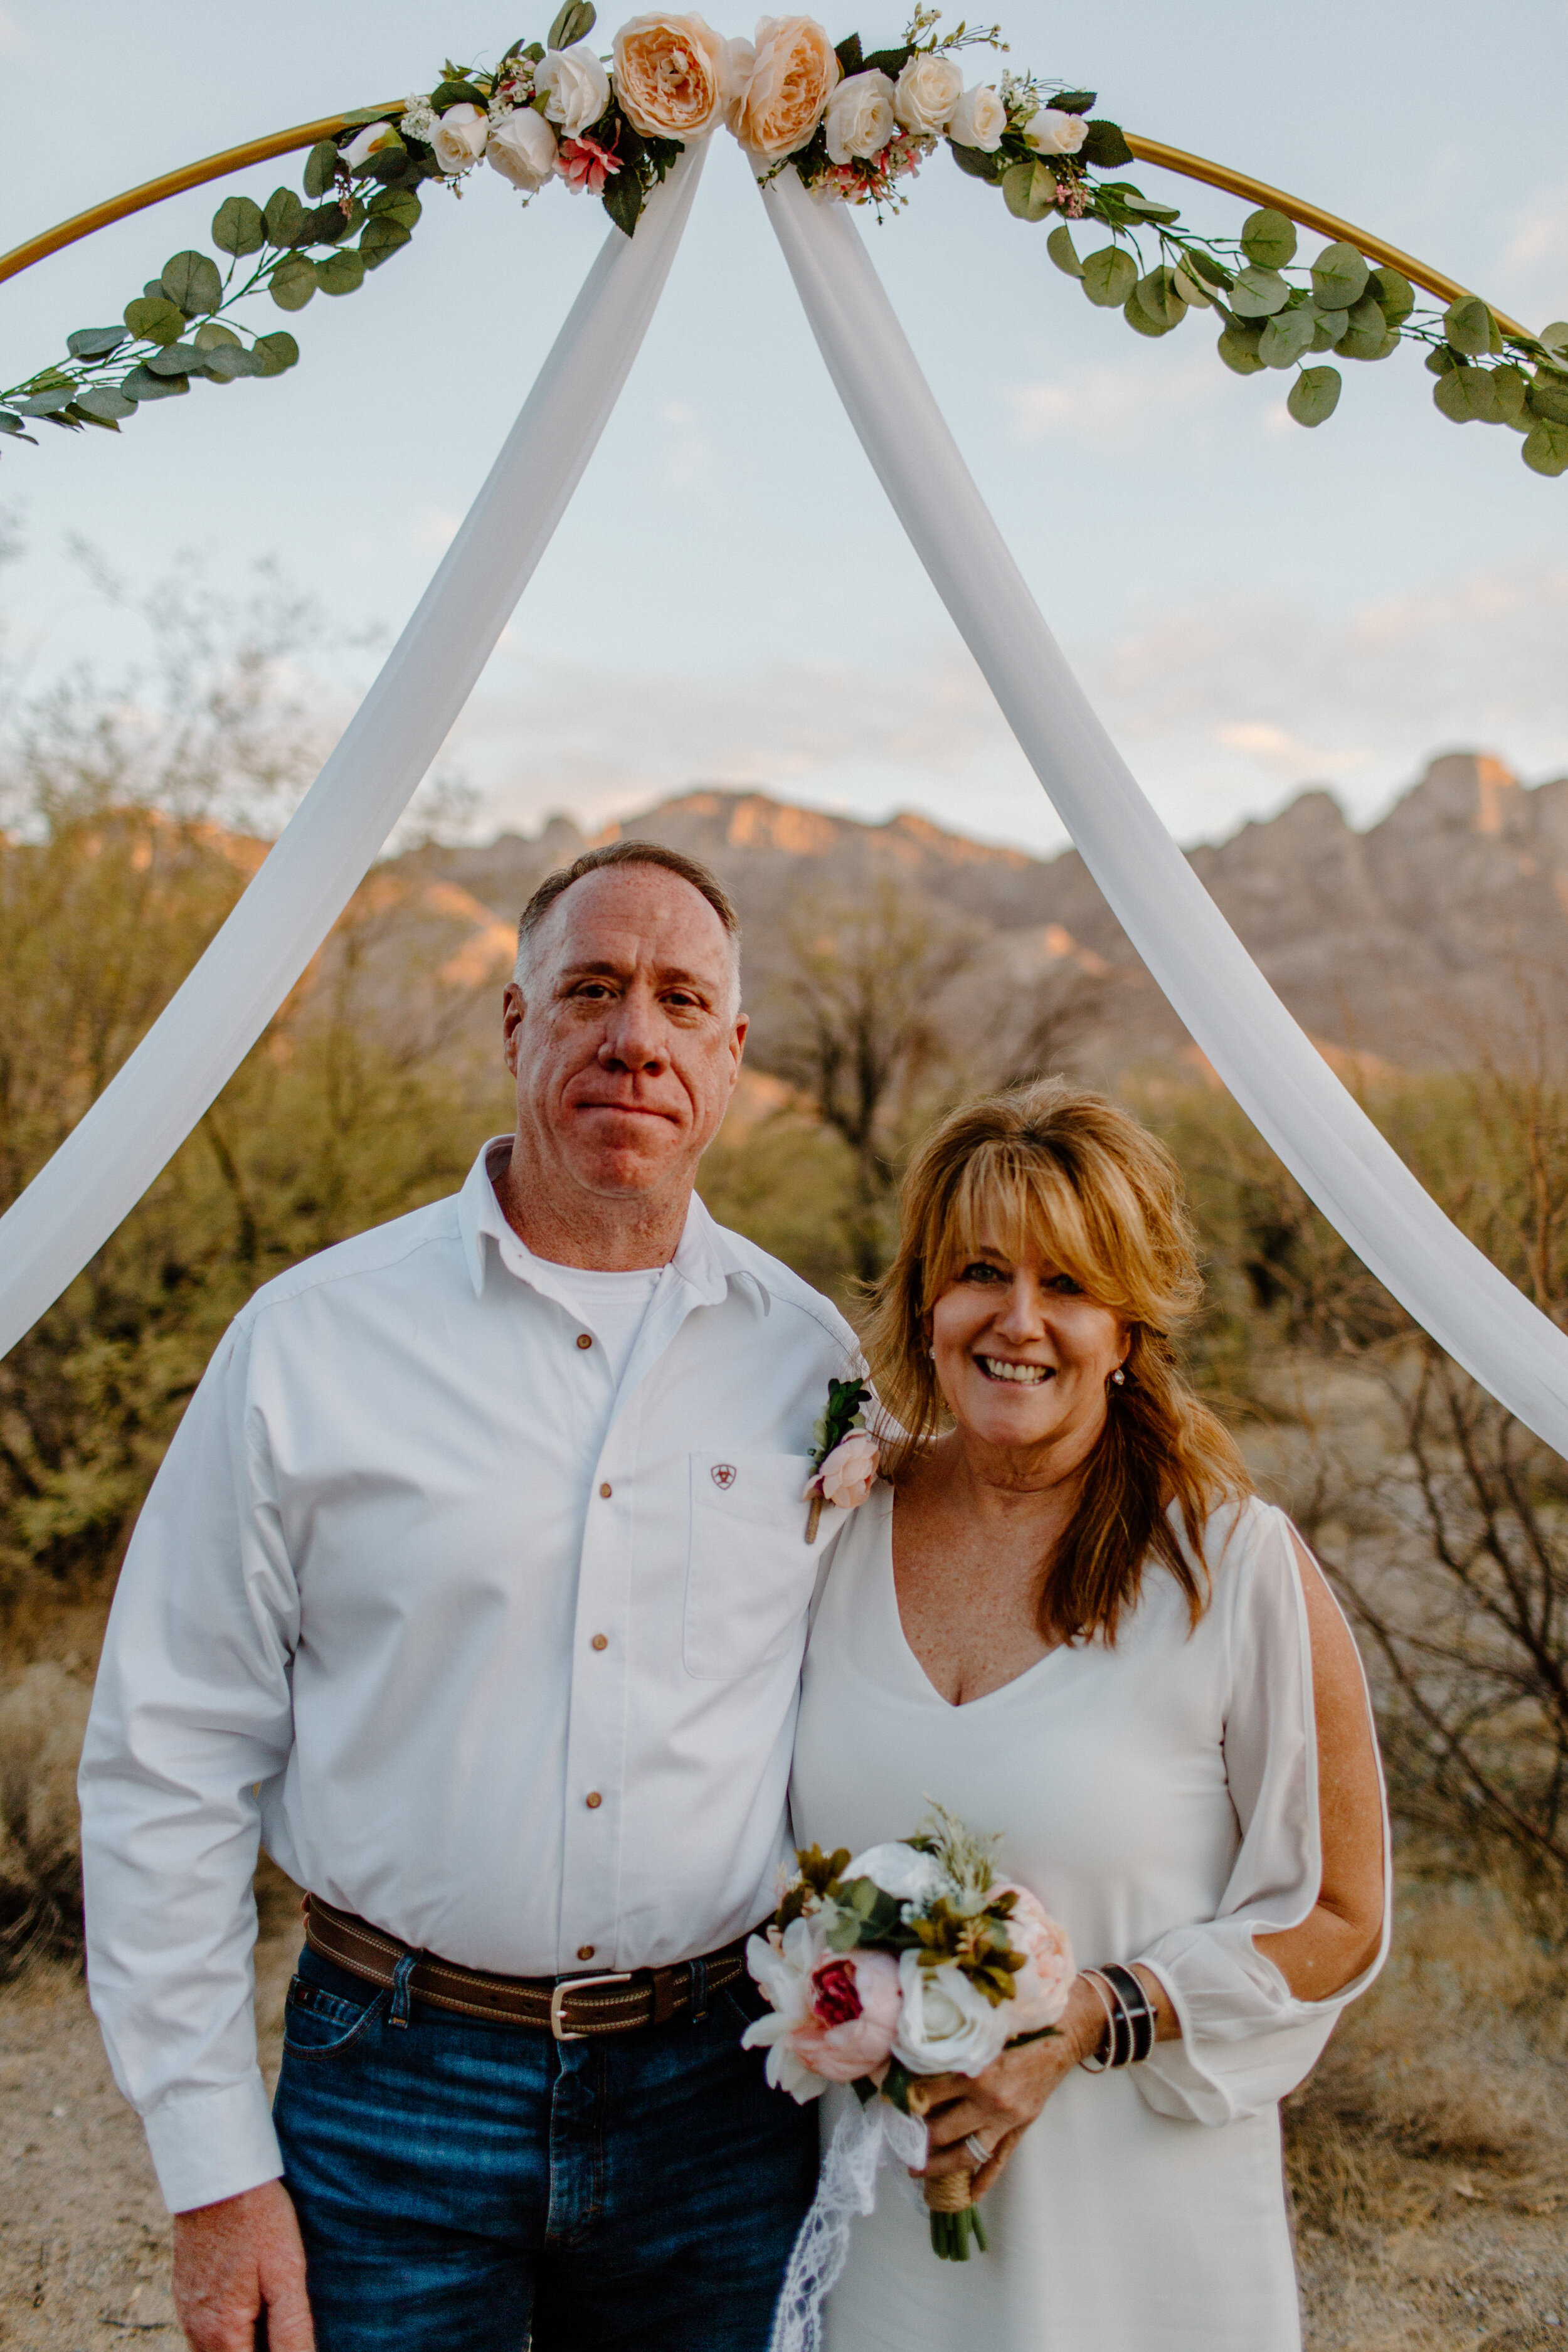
[803,1377,880,1544]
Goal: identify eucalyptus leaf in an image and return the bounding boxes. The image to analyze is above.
[72,385,136,423]
[211,195,267,257]
[1539,321,1568,355]
[317,249,366,297]
[1046,224,1084,278]
[948,139,1002,182]
[122,294,186,346]
[1258,307,1315,368]
[14,389,76,415]
[1121,193,1180,224]
[1309,306,1349,352]
[1434,370,1483,425]
[146,344,206,378]
[1081,246,1137,307]
[297,201,357,248]
[302,140,340,199]
[1523,420,1568,477]
[1240,207,1296,268]
[1443,294,1499,358]
[359,217,413,270]
[1528,376,1568,426]
[250,331,300,377]
[269,255,318,311]
[0,412,37,439]
[548,0,596,47]
[1122,293,1175,339]
[1338,297,1399,361]
[202,344,258,382]
[1184,248,1234,292]
[1369,265,1415,323]
[263,188,306,248]
[1172,260,1212,308]
[1002,159,1058,222]
[1217,324,1265,375]
[1310,241,1369,311]
[1491,366,1530,430]
[66,326,129,359]
[1133,265,1186,329]
[120,364,189,403]
[193,321,241,350]
[1230,265,1291,320]
[1425,346,1460,376]
[1287,365,1341,427]
[367,188,423,228]
[161,250,223,317]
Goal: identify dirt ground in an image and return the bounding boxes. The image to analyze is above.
[1,1869,1564,2351]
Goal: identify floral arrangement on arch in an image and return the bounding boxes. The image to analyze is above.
[3,5,1565,478]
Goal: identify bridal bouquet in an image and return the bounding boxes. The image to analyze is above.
[745,1805,1073,2264]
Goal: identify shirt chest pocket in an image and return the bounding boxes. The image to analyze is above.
[684,1451,819,1681]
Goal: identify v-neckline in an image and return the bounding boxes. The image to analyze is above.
[873,1486,1073,1712]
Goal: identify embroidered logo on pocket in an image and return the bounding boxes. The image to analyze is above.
[711,1463,737,1489]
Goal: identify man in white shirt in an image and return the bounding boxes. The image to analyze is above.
[80,842,861,2352]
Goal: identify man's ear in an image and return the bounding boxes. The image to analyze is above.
[729,1010,750,1078]
[502,982,526,1076]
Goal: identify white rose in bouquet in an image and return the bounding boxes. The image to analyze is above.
[894,1951,1013,2077]
[431,103,489,174]
[893,53,963,135]
[824,67,897,164]
[536,42,613,135]
[946,83,1006,152]
[843,1841,951,1905]
[342,122,402,171]
[487,108,559,190]
[1024,105,1089,156]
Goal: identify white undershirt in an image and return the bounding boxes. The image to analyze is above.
[538,1260,662,1393]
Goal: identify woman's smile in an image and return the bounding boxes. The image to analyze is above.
[975,1355,1055,1386]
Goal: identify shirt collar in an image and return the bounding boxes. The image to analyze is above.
[456,1138,771,1313]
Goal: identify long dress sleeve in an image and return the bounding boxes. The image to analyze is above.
[77,1313,299,2212]
[1133,1503,1391,2127]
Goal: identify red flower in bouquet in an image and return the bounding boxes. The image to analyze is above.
[555,132,622,196]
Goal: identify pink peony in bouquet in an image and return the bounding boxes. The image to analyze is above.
[745,1804,1073,2261]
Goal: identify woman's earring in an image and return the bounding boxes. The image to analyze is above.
[1111,1367,1126,1389]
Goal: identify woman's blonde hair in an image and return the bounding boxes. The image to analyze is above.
[862,1079,1251,1645]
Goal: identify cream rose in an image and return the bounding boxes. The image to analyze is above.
[823,67,896,164]
[342,121,402,171]
[894,1951,1012,2078]
[613,12,733,137]
[730,15,840,160]
[893,52,963,135]
[487,107,559,190]
[946,83,1005,152]
[843,1841,951,1906]
[1024,106,1089,156]
[431,103,489,174]
[536,42,613,135]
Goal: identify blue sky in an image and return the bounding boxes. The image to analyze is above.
[2,0,1566,856]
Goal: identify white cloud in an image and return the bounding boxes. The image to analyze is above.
[1002,356,1218,451]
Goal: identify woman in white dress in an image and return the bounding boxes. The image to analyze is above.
[791,1081,1388,2352]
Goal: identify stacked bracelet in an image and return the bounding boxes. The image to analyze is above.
[1077,1964,1157,2071]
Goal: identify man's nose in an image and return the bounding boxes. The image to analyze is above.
[598,990,665,1070]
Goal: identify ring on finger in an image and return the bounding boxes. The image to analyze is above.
[963,2133,993,2166]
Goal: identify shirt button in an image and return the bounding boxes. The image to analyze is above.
[577,1944,596,1961]
[576,1333,592,1350]
[591,1634,608,1652]
[586,1791,603,1810]
[599,1481,612,1499]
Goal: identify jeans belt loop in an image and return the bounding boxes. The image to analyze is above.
[689,1956,709,2025]
[388,1949,419,2030]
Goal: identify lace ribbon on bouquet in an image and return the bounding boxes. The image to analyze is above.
[768,2094,929,2352]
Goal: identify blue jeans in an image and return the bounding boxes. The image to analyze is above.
[272,1943,817,2352]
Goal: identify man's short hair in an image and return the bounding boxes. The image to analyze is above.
[514,841,742,993]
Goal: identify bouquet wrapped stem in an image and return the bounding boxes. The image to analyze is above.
[908,2079,989,2260]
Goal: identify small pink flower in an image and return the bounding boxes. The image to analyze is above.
[792,1947,903,2081]
[555,132,621,195]
[996,1883,1075,2030]
[805,1430,880,1511]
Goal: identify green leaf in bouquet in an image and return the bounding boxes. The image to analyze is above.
[1258,307,1315,368]
[73,384,137,422]
[549,0,597,46]
[1337,295,1399,361]
[1527,374,1568,425]
[303,139,341,198]
[1047,224,1084,278]
[146,343,207,377]
[1081,246,1136,307]
[1539,322,1568,358]
[1052,90,1097,114]
[948,139,1002,182]
[1184,247,1234,292]
[1081,119,1133,169]
[161,250,223,315]
[1172,257,1213,308]
[1523,418,1568,477]
[120,364,189,403]
[1369,265,1415,323]
[250,330,301,376]
[368,188,423,229]
[1308,305,1349,352]
[297,201,358,249]
[201,344,258,383]
[1240,206,1296,268]
[1310,241,1369,311]
[1002,160,1058,222]
[193,321,241,349]
[317,249,366,297]
[1443,294,1501,358]
[66,326,129,359]
[14,388,77,415]
[1133,265,1186,328]
[263,187,306,248]
[1434,366,1496,424]
[1230,265,1290,320]
[268,255,318,311]
[359,216,412,270]
[211,195,267,257]
[1217,322,1265,375]
[1287,364,1342,427]
[1491,365,1531,430]
[123,293,185,346]
[1122,292,1175,338]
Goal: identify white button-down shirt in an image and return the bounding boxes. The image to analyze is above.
[79,1141,859,2213]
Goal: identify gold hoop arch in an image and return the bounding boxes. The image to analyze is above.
[0,112,1531,343]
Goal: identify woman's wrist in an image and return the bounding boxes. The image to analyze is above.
[1064,1973,1113,2067]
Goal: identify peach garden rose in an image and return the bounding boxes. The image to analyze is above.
[729,14,842,159]
[612,12,734,139]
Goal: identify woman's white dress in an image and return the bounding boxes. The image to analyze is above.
[790,1487,1389,2352]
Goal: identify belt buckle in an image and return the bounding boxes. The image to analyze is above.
[549,1970,633,2043]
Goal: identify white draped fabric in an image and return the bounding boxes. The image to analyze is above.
[761,167,1568,1458]
[2,140,1567,1464]
[0,143,706,1362]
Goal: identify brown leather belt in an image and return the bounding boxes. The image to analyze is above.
[304,1894,751,2039]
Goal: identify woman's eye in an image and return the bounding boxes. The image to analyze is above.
[1046,1273,1083,1296]
[959,1262,1003,1284]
